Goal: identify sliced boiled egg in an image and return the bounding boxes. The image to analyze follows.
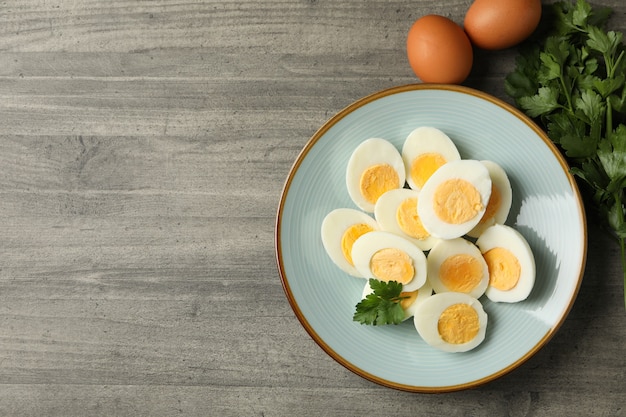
[346,138,406,213]
[418,159,492,239]
[402,126,461,191]
[467,160,513,238]
[476,224,536,303]
[374,188,439,251]
[321,208,380,277]
[351,231,427,291]
[427,237,489,299]
[361,278,433,321]
[414,292,488,353]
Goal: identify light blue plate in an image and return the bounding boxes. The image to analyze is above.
[275,84,587,392]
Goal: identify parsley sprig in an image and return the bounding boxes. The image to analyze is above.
[505,0,626,308]
[353,279,408,325]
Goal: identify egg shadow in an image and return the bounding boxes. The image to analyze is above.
[506,175,560,307]
[514,223,558,306]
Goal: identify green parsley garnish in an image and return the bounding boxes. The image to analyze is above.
[353,279,408,325]
[505,0,626,308]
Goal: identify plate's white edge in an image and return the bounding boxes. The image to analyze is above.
[274,83,588,393]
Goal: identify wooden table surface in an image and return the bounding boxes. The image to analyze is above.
[1,0,625,415]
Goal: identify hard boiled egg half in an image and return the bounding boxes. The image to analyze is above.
[346,138,406,213]
[414,292,488,353]
[476,224,536,303]
[467,160,513,238]
[351,231,427,292]
[374,188,439,251]
[321,208,380,277]
[418,159,492,239]
[427,237,489,299]
[402,126,461,191]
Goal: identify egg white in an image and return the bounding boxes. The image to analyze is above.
[402,126,461,191]
[374,188,439,251]
[414,292,488,353]
[320,208,380,277]
[417,159,492,239]
[427,237,489,299]
[351,231,427,292]
[467,160,513,238]
[346,138,406,213]
[475,224,536,303]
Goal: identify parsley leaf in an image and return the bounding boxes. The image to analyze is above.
[519,86,562,117]
[353,279,407,326]
[594,76,624,98]
[574,89,604,125]
[572,0,592,27]
[599,125,626,182]
[587,26,622,56]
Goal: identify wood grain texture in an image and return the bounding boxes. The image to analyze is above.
[1,0,626,415]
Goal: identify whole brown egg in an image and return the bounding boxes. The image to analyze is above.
[406,15,474,84]
[464,0,542,50]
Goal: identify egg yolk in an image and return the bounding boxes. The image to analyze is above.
[483,247,521,291]
[400,290,419,311]
[370,248,414,284]
[396,198,430,240]
[411,153,446,189]
[341,223,374,266]
[438,303,480,344]
[478,183,501,225]
[360,164,400,204]
[433,179,483,224]
[439,254,484,292]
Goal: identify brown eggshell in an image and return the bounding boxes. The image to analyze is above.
[464,0,542,50]
[406,15,474,84]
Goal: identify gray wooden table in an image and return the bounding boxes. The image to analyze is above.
[1,1,625,415]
